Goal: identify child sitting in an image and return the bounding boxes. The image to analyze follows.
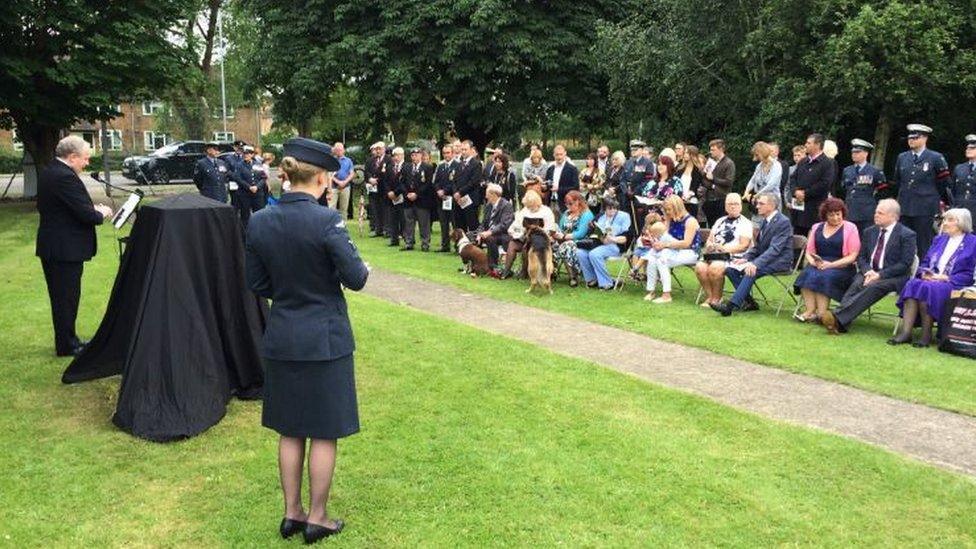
[629,221,675,281]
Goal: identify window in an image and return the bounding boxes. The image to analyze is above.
[143,131,171,151]
[213,131,235,143]
[212,105,235,119]
[99,129,123,151]
[141,101,164,116]
[11,128,23,151]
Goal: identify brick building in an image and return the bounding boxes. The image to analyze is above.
[0,101,274,155]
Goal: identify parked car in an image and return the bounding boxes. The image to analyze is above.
[122,141,234,184]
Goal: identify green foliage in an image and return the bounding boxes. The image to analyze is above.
[0,151,22,174]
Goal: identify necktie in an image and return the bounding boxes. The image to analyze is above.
[872,228,887,271]
[759,219,767,240]
[913,153,919,163]
[970,163,975,175]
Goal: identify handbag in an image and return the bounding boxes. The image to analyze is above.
[938,290,976,359]
[703,252,731,262]
[575,238,600,251]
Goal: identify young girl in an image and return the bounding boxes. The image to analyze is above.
[629,222,675,279]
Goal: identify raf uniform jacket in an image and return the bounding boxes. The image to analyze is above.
[399,161,436,210]
[894,148,951,217]
[744,211,794,273]
[193,156,230,203]
[791,154,836,229]
[841,163,886,223]
[951,161,976,216]
[856,222,916,281]
[245,192,369,361]
[36,160,105,262]
[454,156,485,207]
[545,161,580,206]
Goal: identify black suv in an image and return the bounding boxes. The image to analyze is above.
[122,141,234,184]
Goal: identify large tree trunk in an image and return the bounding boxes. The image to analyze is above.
[872,113,892,170]
[16,119,60,199]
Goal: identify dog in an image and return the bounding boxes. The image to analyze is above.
[451,229,490,277]
[524,225,554,294]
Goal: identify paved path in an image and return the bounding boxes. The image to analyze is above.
[364,269,976,477]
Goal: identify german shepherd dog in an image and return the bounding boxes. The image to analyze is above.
[524,225,554,294]
[451,229,490,277]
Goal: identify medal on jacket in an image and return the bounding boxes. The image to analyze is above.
[922,162,929,172]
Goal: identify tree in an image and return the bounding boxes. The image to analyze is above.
[0,1,197,195]
[166,0,224,141]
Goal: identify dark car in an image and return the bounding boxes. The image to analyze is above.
[122,141,234,184]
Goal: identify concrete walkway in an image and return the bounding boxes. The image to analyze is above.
[364,268,976,477]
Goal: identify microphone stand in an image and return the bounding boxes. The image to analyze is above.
[90,171,144,258]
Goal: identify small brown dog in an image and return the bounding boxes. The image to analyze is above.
[451,229,490,277]
[524,225,554,294]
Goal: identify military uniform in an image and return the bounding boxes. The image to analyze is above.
[433,158,457,251]
[193,152,230,203]
[950,135,976,222]
[841,139,885,233]
[245,137,369,441]
[386,158,406,246]
[400,154,436,250]
[894,124,951,256]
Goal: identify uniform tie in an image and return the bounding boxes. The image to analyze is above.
[872,228,887,271]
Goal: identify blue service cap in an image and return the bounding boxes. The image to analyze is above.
[282,137,340,171]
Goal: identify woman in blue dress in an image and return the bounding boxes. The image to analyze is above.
[793,198,860,322]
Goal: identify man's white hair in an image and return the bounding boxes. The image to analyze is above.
[486,183,503,197]
[55,135,90,159]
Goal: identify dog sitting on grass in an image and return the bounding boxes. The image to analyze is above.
[524,225,554,294]
[451,229,490,277]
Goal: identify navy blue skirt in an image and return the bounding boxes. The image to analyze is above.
[262,354,360,440]
[794,265,855,302]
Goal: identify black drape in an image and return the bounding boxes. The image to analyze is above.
[63,193,266,442]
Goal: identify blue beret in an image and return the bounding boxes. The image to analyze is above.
[282,137,340,171]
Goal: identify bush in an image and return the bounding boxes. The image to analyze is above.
[0,152,22,174]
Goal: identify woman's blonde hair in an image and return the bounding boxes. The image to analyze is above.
[529,148,543,164]
[279,156,325,185]
[522,189,542,209]
[752,141,773,171]
[662,195,687,219]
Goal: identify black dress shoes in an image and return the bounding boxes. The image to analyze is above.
[886,335,911,346]
[709,302,734,317]
[279,518,307,539]
[740,297,760,312]
[303,520,344,544]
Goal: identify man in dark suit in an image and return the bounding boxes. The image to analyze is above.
[475,183,515,268]
[711,192,793,316]
[790,133,837,235]
[386,147,407,246]
[433,144,457,252]
[400,148,436,251]
[544,144,579,214]
[364,142,391,237]
[192,142,230,203]
[36,136,113,356]
[453,140,484,232]
[821,199,917,334]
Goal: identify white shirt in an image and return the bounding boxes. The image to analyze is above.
[552,161,565,192]
[711,215,754,258]
[870,222,897,270]
[938,234,965,273]
[598,158,609,173]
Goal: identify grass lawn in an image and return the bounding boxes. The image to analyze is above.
[2,201,976,546]
[349,222,976,417]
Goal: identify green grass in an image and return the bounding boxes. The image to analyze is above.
[349,223,976,417]
[3,202,976,546]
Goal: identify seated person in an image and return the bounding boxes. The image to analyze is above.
[551,190,595,287]
[889,208,976,347]
[710,192,793,316]
[631,221,673,277]
[821,199,916,334]
[500,189,557,279]
[475,183,515,270]
[643,195,701,303]
[576,197,632,290]
[792,197,860,322]
[695,193,753,307]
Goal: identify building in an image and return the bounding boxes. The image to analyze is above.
[0,101,274,155]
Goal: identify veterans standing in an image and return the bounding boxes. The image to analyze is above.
[840,139,886,233]
[193,142,230,203]
[433,144,457,252]
[894,123,952,256]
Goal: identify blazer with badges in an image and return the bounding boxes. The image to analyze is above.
[856,223,916,281]
[234,159,267,208]
[951,161,976,214]
[621,156,655,196]
[841,162,886,222]
[454,156,484,206]
[433,159,457,197]
[744,212,794,273]
[893,148,951,217]
[35,160,104,262]
[544,161,580,206]
[365,154,395,195]
[245,192,369,361]
[193,156,230,203]
[398,162,436,209]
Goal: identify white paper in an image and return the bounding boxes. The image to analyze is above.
[112,193,141,229]
[441,196,454,210]
[228,181,239,191]
[704,158,717,175]
[635,196,660,206]
[366,183,378,194]
[789,198,805,211]
[458,194,473,209]
[392,194,404,205]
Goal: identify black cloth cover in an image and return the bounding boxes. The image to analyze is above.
[63,193,266,442]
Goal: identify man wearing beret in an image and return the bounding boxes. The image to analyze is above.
[840,139,886,233]
[950,135,976,222]
[893,124,952,256]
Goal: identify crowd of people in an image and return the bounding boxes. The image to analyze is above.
[356,125,976,349]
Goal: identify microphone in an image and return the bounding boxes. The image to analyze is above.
[91,171,144,197]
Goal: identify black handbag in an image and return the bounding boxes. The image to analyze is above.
[575,238,600,250]
[703,252,731,262]
[938,290,976,359]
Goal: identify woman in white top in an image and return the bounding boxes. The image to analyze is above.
[694,193,754,306]
[742,141,783,222]
[500,189,556,278]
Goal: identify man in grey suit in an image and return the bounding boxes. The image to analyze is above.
[711,192,793,316]
[476,183,515,268]
[821,199,917,334]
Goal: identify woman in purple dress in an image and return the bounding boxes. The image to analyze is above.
[890,208,976,347]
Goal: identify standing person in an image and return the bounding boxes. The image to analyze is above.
[604,151,626,204]
[544,145,580,215]
[580,152,605,215]
[233,147,260,229]
[400,148,435,251]
[243,146,269,213]
[950,134,976,222]
[491,153,517,203]
[36,135,114,357]
[386,147,407,247]
[768,141,791,209]
[193,141,230,203]
[702,139,735,227]
[453,140,484,231]
[840,139,886,233]
[742,141,783,222]
[325,142,354,216]
[790,133,837,236]
[246,137,368,544]
[364,142,390,238]
[894,124,952,257]
[621,140,655,204]
[596,145,611,174]
[433,144,457,252]
[784,145,806,216]
[679,145,705,218]
[252,149,270,210]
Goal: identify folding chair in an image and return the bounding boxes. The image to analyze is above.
[752,234,807,316]
[611,239,639,290]
[866,255,920,335]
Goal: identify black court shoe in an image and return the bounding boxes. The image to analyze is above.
[280,518,307,539]
[303,520,344,544]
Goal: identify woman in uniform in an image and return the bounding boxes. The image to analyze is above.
[245,137,369,544]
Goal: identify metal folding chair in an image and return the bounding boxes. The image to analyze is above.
[866,255,920,334]
[752,234,807,316]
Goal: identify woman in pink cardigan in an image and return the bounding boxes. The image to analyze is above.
[792,197,861,322]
